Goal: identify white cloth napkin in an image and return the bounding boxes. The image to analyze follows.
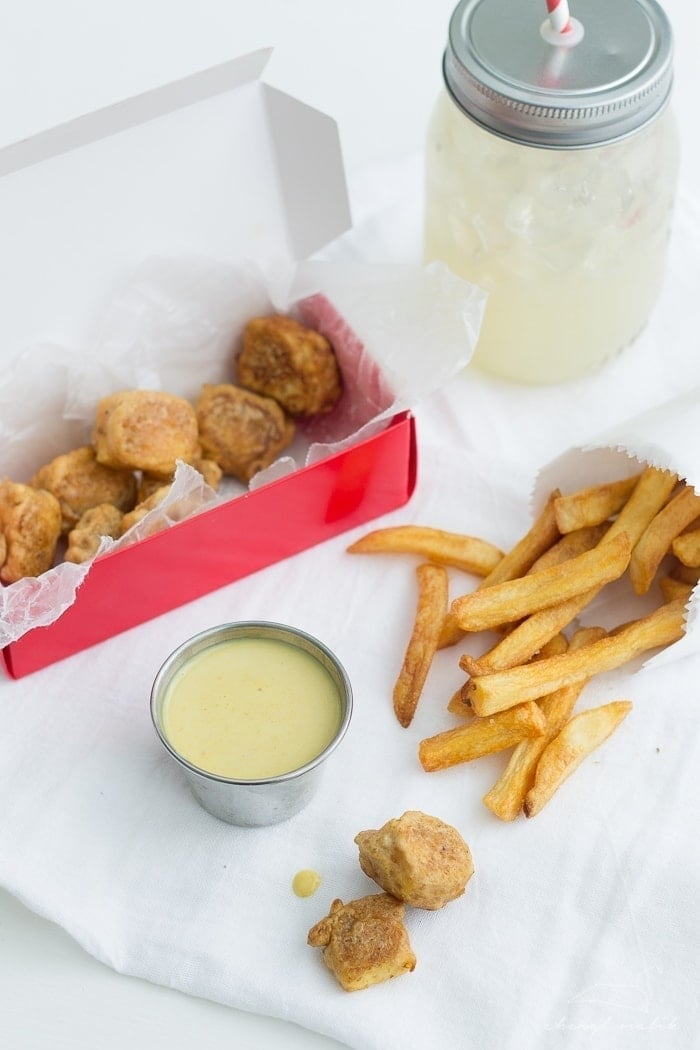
[2,157,700,1049]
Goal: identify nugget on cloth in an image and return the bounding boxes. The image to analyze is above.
[307,893,416,992]
[64,503,124,564]
[30,445,137,533]
[93,390,200,477]
[195,383,295,483]
[0,480,62,583]
[238,314,342,416]
[354,811,474,910]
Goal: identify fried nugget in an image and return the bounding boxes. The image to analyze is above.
[354,811,474,911]
[64,503,124,564]
[238,315,342,417]
[307,893,416,992]
[137,457,223,502]
[0,480,62,583]
[93,390,200,477]
[30,445,137,534]
[195,383,294,483]
[120,485,171,536]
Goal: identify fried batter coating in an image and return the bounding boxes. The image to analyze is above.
[307,893,416,992]
[64,503,124,564]
[120,485,171,536]
[195,383,295,483]
[137,458,222,502]
[30,445,137,533]
[93,390,200,477]
[238,315,342,417]
[0,480,62,583]
[354,811,474,911]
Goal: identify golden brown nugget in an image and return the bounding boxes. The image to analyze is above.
[195,383,295,483]
[137,458,223,502]
[393,563,448,728]
[120,485,171,536]
[0,480,62,583]
[30,445,137,533]
[93,390,200,477]
[238,314,342,416]
[307,894,416,992]
[354,811,474,911]
[64,503,124,564]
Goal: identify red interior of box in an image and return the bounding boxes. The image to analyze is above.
[2,412,417,679]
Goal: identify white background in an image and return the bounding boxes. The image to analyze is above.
[1,2,697,1048]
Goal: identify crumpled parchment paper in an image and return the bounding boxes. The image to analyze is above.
[0,254,485,647]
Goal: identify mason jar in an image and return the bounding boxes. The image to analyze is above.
[424,0,680,384]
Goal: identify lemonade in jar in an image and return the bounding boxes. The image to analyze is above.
[424,0,679,384]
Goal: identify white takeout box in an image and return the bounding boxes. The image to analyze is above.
[0,48,351,364]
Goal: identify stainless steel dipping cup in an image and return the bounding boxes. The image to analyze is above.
[150,621,353,827]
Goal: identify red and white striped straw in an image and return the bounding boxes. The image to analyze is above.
[545,0,572,35]
[541,0,583,48]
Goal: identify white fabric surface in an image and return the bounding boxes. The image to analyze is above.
[3,141,700,1050]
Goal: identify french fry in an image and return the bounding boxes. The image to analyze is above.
[435,493,567,650]
[478,489,561,588]
[347,525,503,576]
[460,526,607,673]
[437,610,468,650]
[418,701,547,772]
[466,596,687,716]
[601,466,678,549]
[670,562,700,587]
[629,485,700,594]
[447,682,471,718]
[526,523,608,573]
[659,576,694,603]
[523,700,633,818]
[459,587,597,675]
[451,531,631,633]
[672,526,700,568]
[447,683,472,717]
[482,627,606,821]
[553,475,640,533]
[456,631,569,710]
[392,563,449,728]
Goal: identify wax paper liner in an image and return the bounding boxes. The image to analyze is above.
[531,387,700,668]
[0,254,485,647]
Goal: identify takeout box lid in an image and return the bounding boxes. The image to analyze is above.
[0,48,351,365]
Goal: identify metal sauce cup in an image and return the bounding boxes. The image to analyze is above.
[150,621,352,827]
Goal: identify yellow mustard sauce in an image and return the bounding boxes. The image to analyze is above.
[161,637,341,779]
[292,869,322,897]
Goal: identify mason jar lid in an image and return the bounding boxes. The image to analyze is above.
[444,0,674,148]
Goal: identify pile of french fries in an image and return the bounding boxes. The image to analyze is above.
[348,466,699,820]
